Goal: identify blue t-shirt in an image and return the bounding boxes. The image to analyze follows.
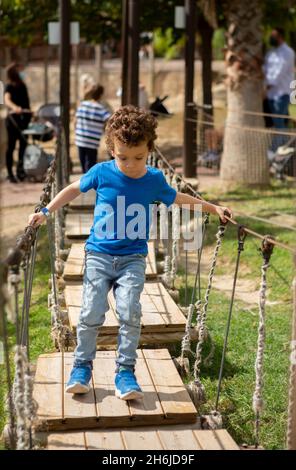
[79,159,177,255]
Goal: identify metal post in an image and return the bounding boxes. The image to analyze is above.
[149,32,155,98]
[59,0,71,183]
[95,44,103,84]
[74,44,79,106]
[183,0,196,178]
[126,0,140,106]
[121,0,129,106]
[44,44,49,104]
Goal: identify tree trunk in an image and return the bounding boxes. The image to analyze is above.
[94,44,103,84]
[220,0,269,187]
[199,14,213,109]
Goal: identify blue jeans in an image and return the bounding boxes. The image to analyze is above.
[268,94,290,150]
[74,250,146,372]
[78,146,98,173]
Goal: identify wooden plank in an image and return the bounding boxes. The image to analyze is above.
[34,353,99,430]
[63,354,98,423]
[158,427,202,450]
[108,288,166,330]
[146,282,186,328]
[214,429,240,450]
[34,350,198,432]
[193,430,224,450]
[63,243,85,280]
[47,432,86,450]
[142,349,197,421]
[92,350,131,426]
[96,331,185,347]
[65,213,92,239]
[69,190,96,211]
[125,350,164,422]
[86,430,126,450]
[46,426,239,450]
[122,429,164,450]
[63,242,157,281]
[33,353,63,422]
[66,282,186,335]
[65,284,118,333]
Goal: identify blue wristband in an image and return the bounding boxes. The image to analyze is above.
[41,207,50,217]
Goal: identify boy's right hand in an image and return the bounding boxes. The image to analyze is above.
[28,212,47,227]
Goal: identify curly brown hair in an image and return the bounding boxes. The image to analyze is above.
[105,105,158,153]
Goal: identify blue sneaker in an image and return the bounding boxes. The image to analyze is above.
[65,363,92,394]
[115,368,144,400]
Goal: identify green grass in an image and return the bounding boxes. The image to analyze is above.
[173,179,295,449]
[0,180,295,450]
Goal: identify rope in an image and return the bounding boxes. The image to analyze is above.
[215,225,247,410]
[0,128,67,449]
[13,345,38,449]
[170,174,180,289]
[187,221,227,408]
[287,276,296,450]
[216,105,296,121]
[0,272,16,449]
[233,210,296,233]
[224,214,295,255]
[174,214,209,376]
[186,116,296,137]
[160,168,173,288]
[252,237,274,448]
[45,209,76,352]
[155,147,202,200]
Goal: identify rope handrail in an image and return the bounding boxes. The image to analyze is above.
[215,106,296,122]
[153,102,296,122]
[155,146,203,200]
[156,146,295,254]
[224,215,295,254]
[185,117,296,137]
[233,210,296,233]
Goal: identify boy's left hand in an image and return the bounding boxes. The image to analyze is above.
[214,205,233,223]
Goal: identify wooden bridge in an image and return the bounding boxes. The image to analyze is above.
[30,167,239,450]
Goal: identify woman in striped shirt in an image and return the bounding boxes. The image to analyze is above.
[75,84,111,173]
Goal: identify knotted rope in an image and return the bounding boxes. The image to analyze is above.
[187,221,227,409]
[252,236,274,448]
[170,174,180,290]
[13,345,38,449]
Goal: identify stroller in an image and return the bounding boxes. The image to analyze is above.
[268,135,296,180]
[149,95,172,117]
[9,103,60,182]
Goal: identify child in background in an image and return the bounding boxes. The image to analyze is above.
[75,84,111,173]
[28,105,232,400]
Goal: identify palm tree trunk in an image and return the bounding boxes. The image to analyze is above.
[220,0,269,187]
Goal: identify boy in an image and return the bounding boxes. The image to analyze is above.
[75,83,111,173]
[28,105,232,400]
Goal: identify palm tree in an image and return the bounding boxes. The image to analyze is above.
[219,0,269,186]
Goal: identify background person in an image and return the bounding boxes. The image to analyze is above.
[264,27,295,149]
[4,62,31,183]
[75,84,111,173]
